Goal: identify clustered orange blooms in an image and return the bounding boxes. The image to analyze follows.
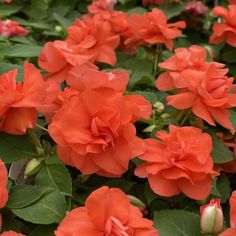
[0,160,25,236]
[55,186,159,236]
[219,191,236,236]
[0,20,28,37]
[156,45,236,133]
[1,0,236,234]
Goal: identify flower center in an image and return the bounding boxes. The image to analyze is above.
[105,217,129,236]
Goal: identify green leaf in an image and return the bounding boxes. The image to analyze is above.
[11,190,66,224]
[208,131,235,164]
[53,12,73,30]
[7,185,53,209]
[35,162,72,196]
[0,4,22,18]
[229,110,236,131]
[154,210,204,236]
[105,179,135,192]
[0,62,23,81]
[217,174,231,203]
[0,44,42,58]
[0,132,38,163]
[158,3,183,19]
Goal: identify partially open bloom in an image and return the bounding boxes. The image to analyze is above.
[38,15,120,83]
[156,45,224,91]
[135,125,218,200]
[0,232,25,236]
[165,65,236,133]
[55,186,159,236]
[0,20,28,37]
[49,88,151,177]
[127,8,186,50]
[219,191,236,236]
[183,1,208,17]
[88,0,117,14]
[210,5,236,47]
[0,62,46,135]
[200,199,224,234]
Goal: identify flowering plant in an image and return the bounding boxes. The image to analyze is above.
[0,0,236,235]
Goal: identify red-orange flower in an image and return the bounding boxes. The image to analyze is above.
[48,88,151,177]
[164,65,236,133]
[219,191,236,236]
[38,15,120,83]
[229,0,236,4]
[0,62,46,135]
[127,8,185,50]
[156,45,224,91]
[67,63,129,93]
[135,125,218,200]
[88,0,117,14]
[0,232,25,236]
[55,186,159,236]
[210,5,236,47]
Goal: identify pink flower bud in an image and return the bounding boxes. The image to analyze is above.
[184,1,208,17]
[200,199,224,234]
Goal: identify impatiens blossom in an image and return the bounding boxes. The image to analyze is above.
[127,8,186,50]
[38,15,119,83]
[156,45,224,91]
[48,87,151,177]
[229,0,236,4]
[0,20,28,37]
[55,186,159,236]
[88,0,117,14]
[200,199,224,234]
[135,125,218,200]
[165,65,236,133]
[183,1,208,17]
[210,5,236,47]
[0,160,8,210]
[0,62,46,135]
[0,232,25,236]
[219,191,236,236]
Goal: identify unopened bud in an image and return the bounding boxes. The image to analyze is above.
[160,113,170,119]
[55,25,63,32]
[200,199,223,234]
[153,101,164,113]
[24,158,43,176]
[128,195,146,212]
[143,125,156,133]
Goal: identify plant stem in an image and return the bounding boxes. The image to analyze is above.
[36,123,48,132]
[153,44,163,77]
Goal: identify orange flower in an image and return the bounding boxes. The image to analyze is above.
[55,186,159,236]
[229,0,236,4]
[135,125,218,200]
[67,63,129,93]
[88,0,117,14]
[0,160,8,232]
[210,5,236,47]
[156,45,224,91]
[48,88,151,177]
[0,232,25,236]
[127,8,185,50]
[165,65,236,133]
[0,62,46,135]
[219,191,236,236]
[38,15,120,83]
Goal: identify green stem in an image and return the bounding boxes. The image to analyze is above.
[36,123,48,132]
[153,44,163,77]
[179,110,191,126]
[28,129,43,149]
